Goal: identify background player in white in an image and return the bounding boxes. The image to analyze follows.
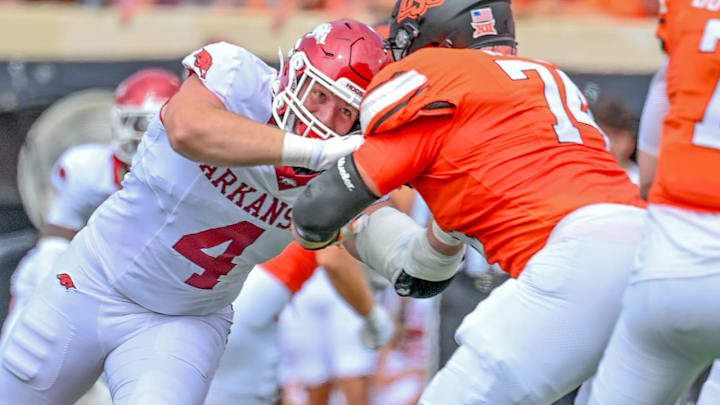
[4,69,180,325]
[205,243,395,405]
[0,67,180,405]
[277,268,383,405]
[0,19,392,405]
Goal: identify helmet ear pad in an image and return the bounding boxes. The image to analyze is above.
[272,19,393,139]
[387,0,516,60]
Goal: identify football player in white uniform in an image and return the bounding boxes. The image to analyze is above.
[0,68,180,405]
[4,68,180,332]
[0,20,393,405]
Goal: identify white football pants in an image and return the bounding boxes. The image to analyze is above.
[279,269,378,387]
[698,360,720,405]
[420,204,645,405]
[0,244,232,405]
[585,205,720,405]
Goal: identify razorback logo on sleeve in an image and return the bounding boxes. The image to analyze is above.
[396,0,446,23]
[57,273,76,290]
[193,48,213,79]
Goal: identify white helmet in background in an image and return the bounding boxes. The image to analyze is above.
[111,68,180,164]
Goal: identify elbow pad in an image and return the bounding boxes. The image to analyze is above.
[292,154,379,246]
[355,207,464,298]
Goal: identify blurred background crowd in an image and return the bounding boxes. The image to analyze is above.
[0,0,661,19]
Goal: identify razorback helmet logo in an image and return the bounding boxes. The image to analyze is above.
[57,273,76,290]
[193,49,213,79]
[396,0,446,23]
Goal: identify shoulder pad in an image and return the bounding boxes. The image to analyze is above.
[360,62,455,136]
[182,42,276,113]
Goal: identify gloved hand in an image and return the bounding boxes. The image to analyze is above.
[359,305,395,350]
[281,133,365,172]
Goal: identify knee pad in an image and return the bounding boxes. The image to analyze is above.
[2,296,76,388]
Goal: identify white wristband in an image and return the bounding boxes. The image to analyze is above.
[432,221,462,246]
[280,132,318,168]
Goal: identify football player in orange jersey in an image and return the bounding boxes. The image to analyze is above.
[583,0,720,403]
[291,0,647,403]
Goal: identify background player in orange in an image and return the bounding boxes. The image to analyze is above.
[584,0,720,403]
[291,0,646,403]
[205,241,393,405]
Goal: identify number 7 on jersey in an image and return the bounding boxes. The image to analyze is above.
[496,59,607,147]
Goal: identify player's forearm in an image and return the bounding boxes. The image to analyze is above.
[636,57,667,200]
[319,246,374,316]
[637,150,658,200]
[292,154,380,248]
[40,223,79,241]
[344,208,464,298]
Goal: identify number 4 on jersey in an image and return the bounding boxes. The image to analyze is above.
[174,221,265,289]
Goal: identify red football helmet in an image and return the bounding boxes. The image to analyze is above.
[111,68,180,164]
[272,19,393,139]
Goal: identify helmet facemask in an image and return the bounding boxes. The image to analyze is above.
[386,22,420,61]
[110,68,180,165]
[273,50,365,139]
[272,19,393,140]
[110,101,162,164]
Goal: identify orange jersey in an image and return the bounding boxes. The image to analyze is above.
[261,241,317,294]
[649,0,720,212]
[356,48,644,277]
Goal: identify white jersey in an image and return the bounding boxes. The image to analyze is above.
[79,42,310,316]
[11,143,120,300]
[47,143,121,230]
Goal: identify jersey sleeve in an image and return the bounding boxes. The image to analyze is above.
[361,69,455,136]
[638,56,669,156]
[46,150,104,230]
[182,42,276,115]
[354,115,447,196]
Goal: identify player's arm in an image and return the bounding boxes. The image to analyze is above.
[317,246,394,349]
[291,114,439,248]
[637,56,669,199]
[38,223,77,241]
[162,74,287,167]
[292,154,464,298]
[162,75,361,171]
